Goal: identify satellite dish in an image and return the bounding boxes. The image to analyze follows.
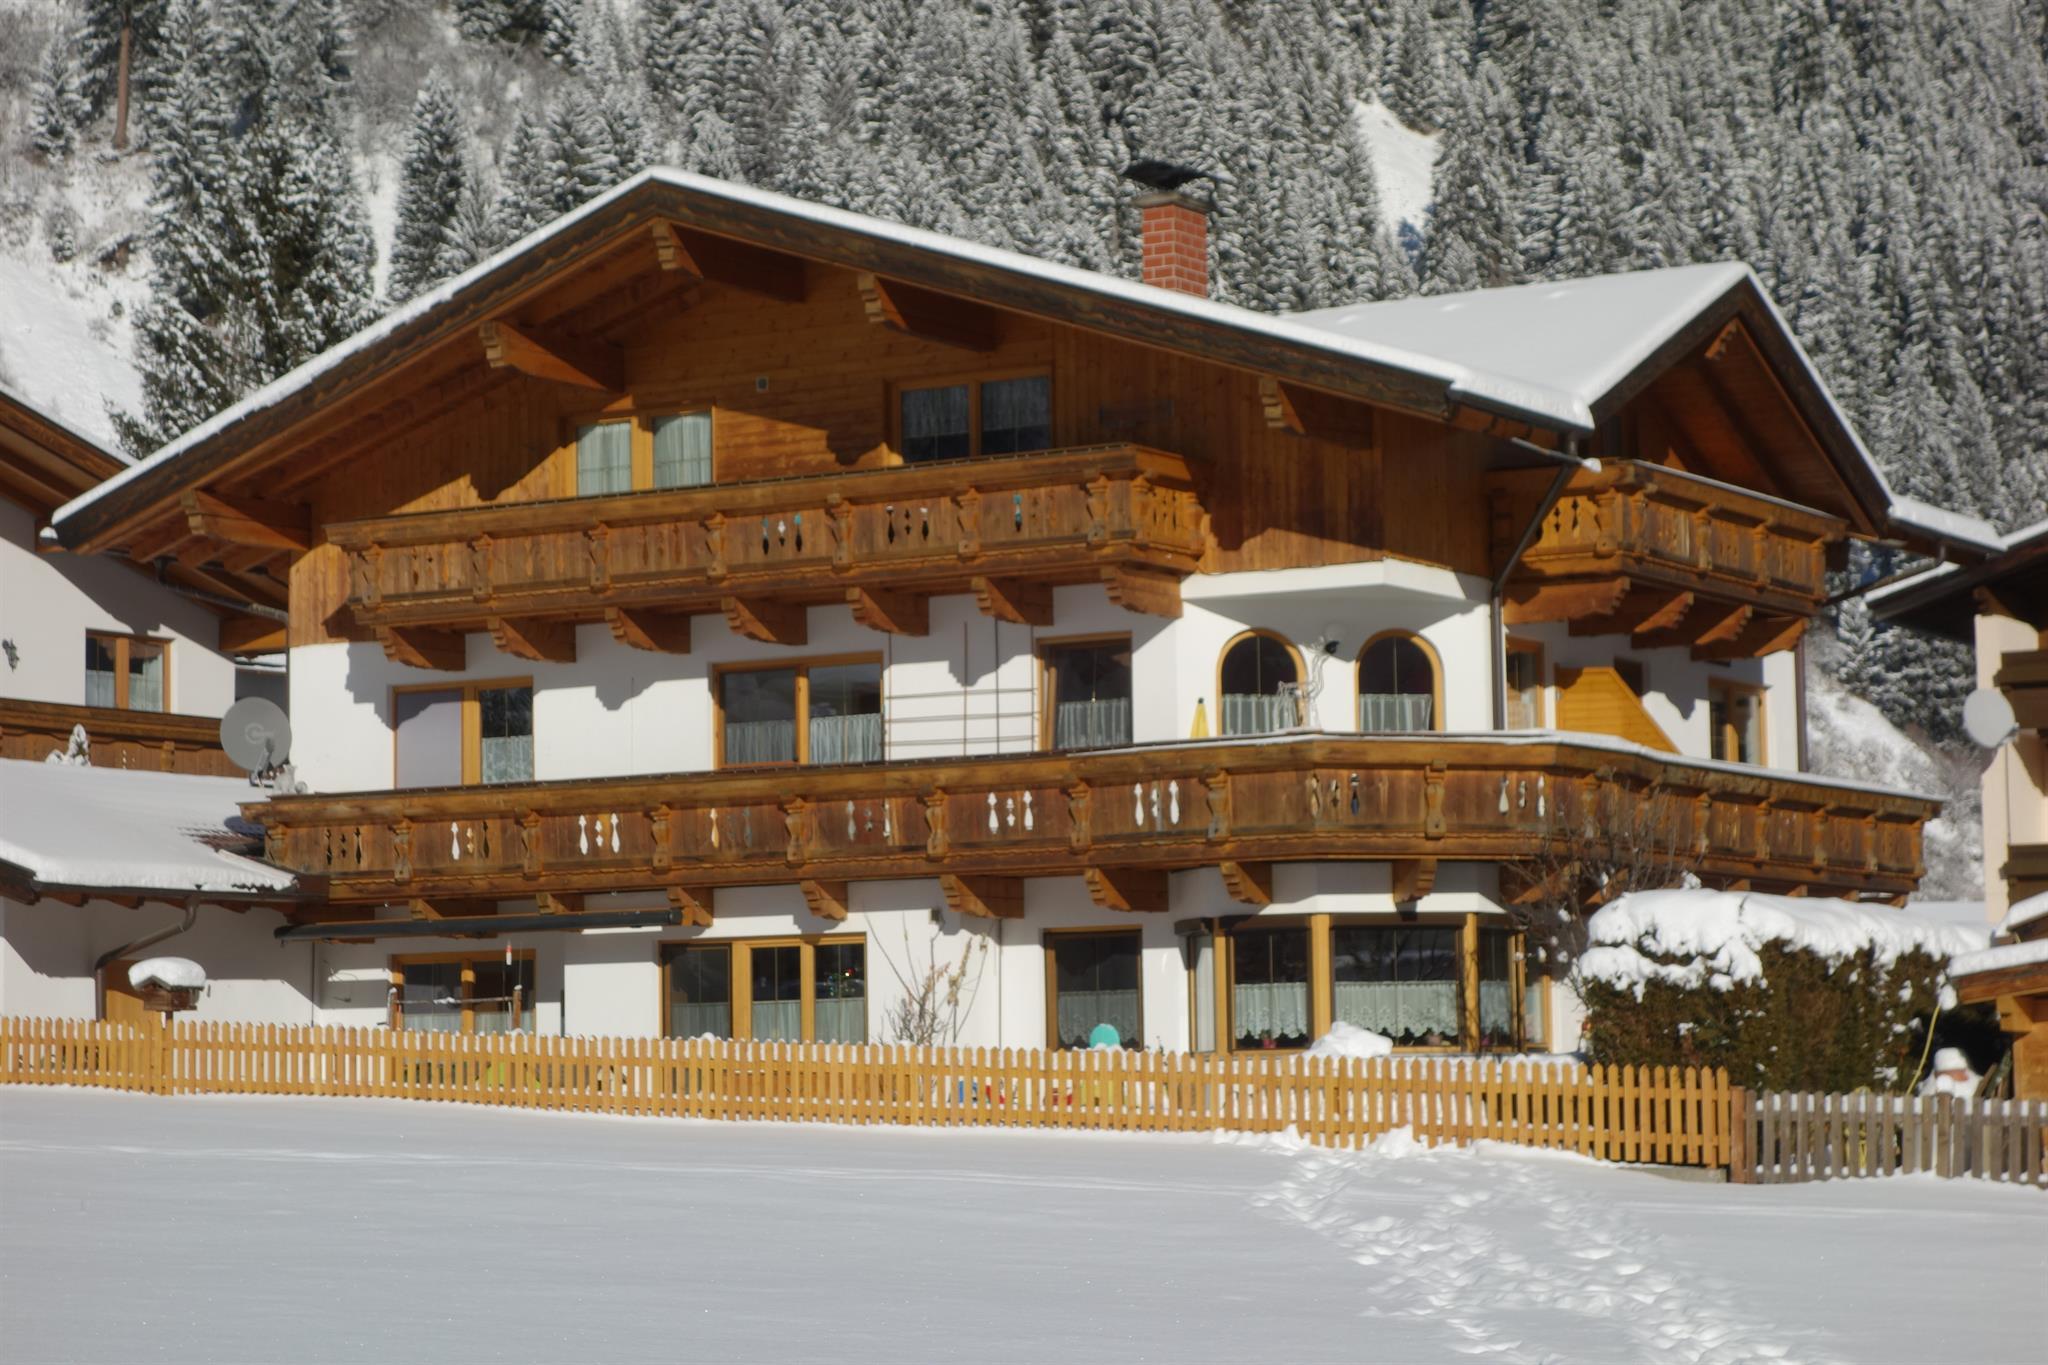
[221,697,292,774]
[1962,688,2019,750]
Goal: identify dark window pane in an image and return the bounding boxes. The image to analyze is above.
[1231,927,1309,1050]
[666,945,731,1039]
[394,688,463,789]
[399,962,464,1033]
[901,385,970,462]
[1476,929,1518,1049]
[84,636,117,707]
[1331,926,1460,1047]
[479,685,533,784]
[722,669,798,764]
[815,943,866,1044]
[1052,931,1140,1048]
[980,376,1050,454]
[808,662,883,764]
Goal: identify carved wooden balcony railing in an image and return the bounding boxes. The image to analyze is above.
[245,735,1935,913]
[1491,461,1844,658]
[0,698,239,776]
[330,445,1208,663]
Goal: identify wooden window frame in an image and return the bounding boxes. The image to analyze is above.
[1355,629,1445,733]
[388,949,537,1033]
[85,630,171,711]
[561,406,717,497]
[1042,926,1146,1050]
[1503,637,1548,730]
[888,368,1053,464]
[1214,629,1306,735]
[1708,677,1768,765]
[1213,912,1519,1056]
[658,933,867,1042]
[390,676,533,787]
[712,653,884,768]
[1036,632,1134,751]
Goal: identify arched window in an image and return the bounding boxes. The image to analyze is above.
[1357,633,1439,732]
[1218,632,1301,735]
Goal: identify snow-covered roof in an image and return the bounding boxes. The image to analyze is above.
[1949,937,2048,980]
[1580,889,1989,996]
[1997,890,2048,938]
[1876,495,2007,556]
[0,759,297,897]
[49,168,1918,545]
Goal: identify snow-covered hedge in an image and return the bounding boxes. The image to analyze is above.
[1577,892,1987,1091]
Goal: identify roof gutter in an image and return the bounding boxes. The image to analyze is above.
[276,906,688,942]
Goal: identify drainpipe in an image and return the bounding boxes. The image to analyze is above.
[93,900,199,1011]
[1491,437,1594,730]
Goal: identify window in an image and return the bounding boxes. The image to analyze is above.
[1476,928,1526,1051]
[718,658,882,767]
[1229,926,1310,1050]
[1046,931,1142,1049]
[391,952,535,1034]
[576,421,632,496]
[1709,680,1765,764]
[898,374,1050,463]
[1357,633,1438,732]
[661,938,866,1043]
[393,679,533,787]
[1331,925,1461,1047]
[1218,633,1301,736]
[652,411,713,489]
[1042,637,1132,750]
[85,632,168,712]
[1504,641,1545,730]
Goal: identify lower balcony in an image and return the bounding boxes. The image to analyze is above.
[0,698,239,776]
[330,444,1207,664]
[247,735,1935,910]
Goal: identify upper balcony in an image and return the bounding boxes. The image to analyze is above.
[1491,461,1843,658]
[0,698,239,776]
[331,444,1207,666]
[246,733,1934,914]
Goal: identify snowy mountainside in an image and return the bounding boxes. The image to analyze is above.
[1352,98,1437,247]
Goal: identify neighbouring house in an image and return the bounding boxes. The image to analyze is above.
[1874,521,2048,1096]
[0,383,286,774]
[21,170,1989,1055]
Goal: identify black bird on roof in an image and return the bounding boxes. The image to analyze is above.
[1122,159,1216,193]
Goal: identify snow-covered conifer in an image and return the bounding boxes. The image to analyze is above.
[389,73,468,303]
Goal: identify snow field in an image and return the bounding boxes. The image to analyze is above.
[1,1089,2040,1364]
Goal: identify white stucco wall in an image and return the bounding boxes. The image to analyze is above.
[1978,612,2045,926]
[0,499,238,716]
[0,898,314,1022]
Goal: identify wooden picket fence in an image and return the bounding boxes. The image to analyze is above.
[1730,1088,2047,1187]
[0,1016,1732,1167]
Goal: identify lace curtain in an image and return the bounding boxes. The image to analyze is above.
[1332,981,1459,1040]
[1055,988,1141,1047]
[1478,980,1514,1039]
[810,712,883,764]
[480,734,532,785]
[751,1000,802,1042]
[1231,981,1309,1041]
[1223,693,1298,736]
[653,412,712,489]
[1358,693,1432,732]
[1054,698,1131,749]
[670,1001,730,1039]
[725,718,796,764]
[128,651,164,712]
[814,999,866,1044]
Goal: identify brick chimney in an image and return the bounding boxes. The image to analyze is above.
[1135,188,1212,297]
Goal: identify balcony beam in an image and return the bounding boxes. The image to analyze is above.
[378,626,466,672]
[800,879,848,922]
[650,221,806,303]
[536,891,584,915]
[973,575,1053,627]
[606,607,692,655]
[1216,860,1272,907]
[478,319,622,394]
[722,596,806,645]
[1102,565,1182,619]
[1390,857,1438,904]
[666,885,713,928]
[856,272,999,352]
[846,586,929,637]
[940,874,1023,920]
[180,490,311,552]
[1258,377,1376,447]
[1568,586,1693,638]
[1693,612,1808,661]
[488,616,577,664]
[1084,866,1168,914]
[1504,578,1633,626]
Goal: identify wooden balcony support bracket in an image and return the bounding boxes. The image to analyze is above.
[1084,866,1169,914]
[846,586,929,636]
[1102,565,1183,619]
[1687,602,1755,651]
[722,595,806,645]
[650,220,806,302]
[1570,586,1693,638]
[478,318,622,393]
[606,606,692,655]
[487,616,575,664]
[972,575,1053,627]
[1693,612,1808,662]
[1390,857,1438,904]
[940,874,1024,920]
[800,879,848,922]
[406,897,448,920]
[1503,577,1633,626]
[1217,859,1272,907]
[666,885,713,928]
[1257,376,1376,448]
[855,272,999,351]
[378,626,466,672]
[180,490,311,552]
[536,891,584,915]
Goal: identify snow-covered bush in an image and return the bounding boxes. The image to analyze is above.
[1577,892,1985,1092]
[42,201,77,263]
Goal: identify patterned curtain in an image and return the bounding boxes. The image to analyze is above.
[1223,693,1298,736]
[670,1001,730,1039]
[1054,698,1131,749]
[813,999,866,1044]
[725,718,797,764]
[751,1000,802,1042]
[576,423,631,496]
[653,412,712,489]
[1231,981,1310,1041]
[1055,988,1141,1047]
[809,712,883,764]
[1358,693,1433,732]
[1332,981,1459,1040]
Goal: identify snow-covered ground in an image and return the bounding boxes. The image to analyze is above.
[1353,97,1438,241]
[1,1089,2038,1364]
